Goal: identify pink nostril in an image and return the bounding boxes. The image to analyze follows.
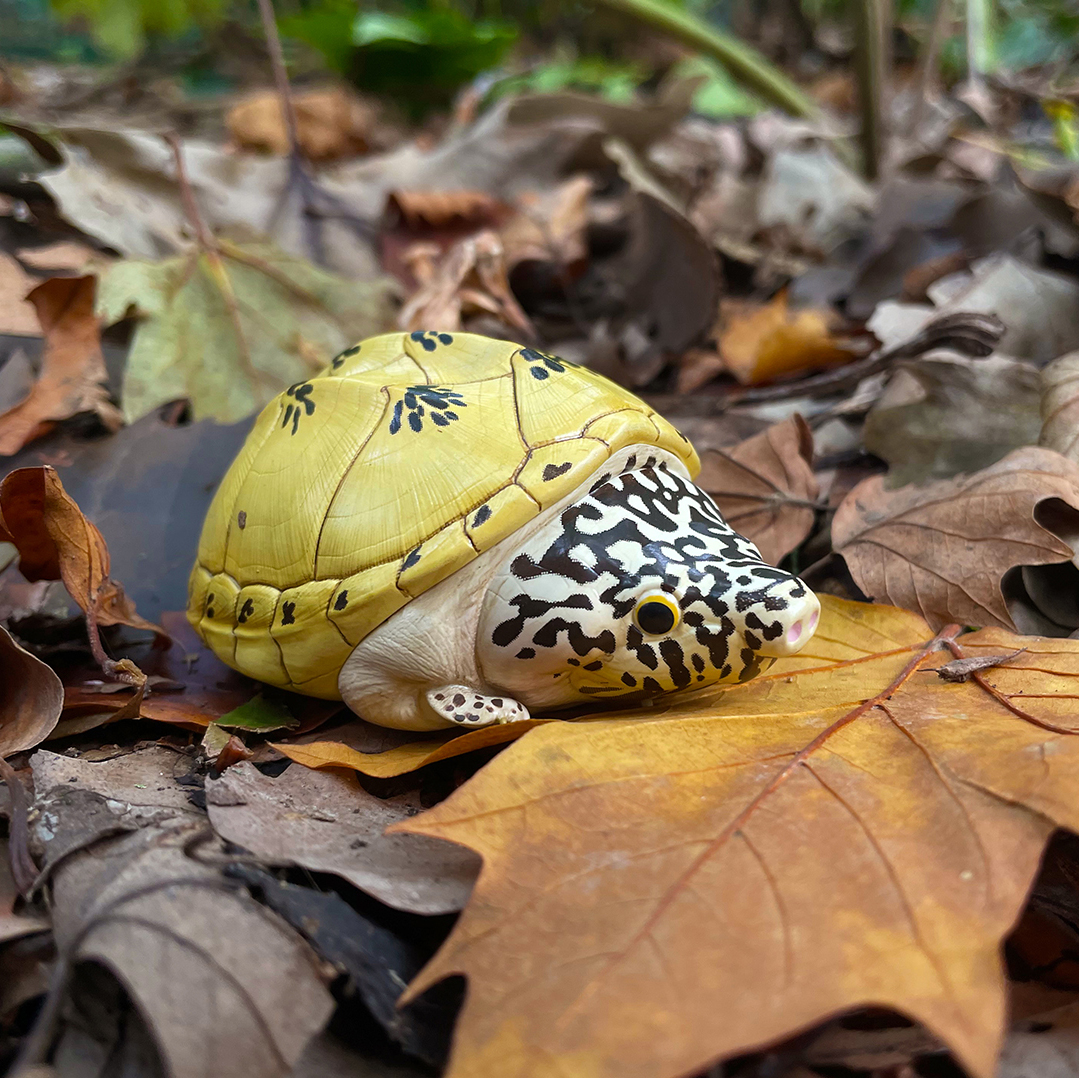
[786,620,803,645]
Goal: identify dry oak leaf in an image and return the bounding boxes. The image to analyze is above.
[0,276,122,457]
[393,596,1079,1078]
[696,414,819,566]
[719,290,860,386]
[832,447,1079,632]
[0,466,162,639]
[1040,350,1079,464]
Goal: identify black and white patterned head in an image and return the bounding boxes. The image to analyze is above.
[477,454,820,710]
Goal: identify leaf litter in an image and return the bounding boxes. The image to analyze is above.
[10,34,1079,1078]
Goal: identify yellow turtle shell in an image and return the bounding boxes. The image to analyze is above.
[187,330,699,698]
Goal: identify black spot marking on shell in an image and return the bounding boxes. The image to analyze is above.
[521,348,577,379]
[542,462,573,481]
[334,591,348,611]
[237,599,255,624]
[583,660,603,671]
[331,344,361,370]
[621,672,637,687]
[282,382,315,435]
[390,385,466,435]
[472,504,492,528]
[281,602,296,626]
[237,510,247,530]
[402,547,421,570]
[205,594,215,618]
[516,647,536,659]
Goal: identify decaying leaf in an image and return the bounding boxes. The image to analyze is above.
[1040,350,1079,463]
[96,239,396,424]
[719,291,860,385]
[396,229,534,337]
[695,415,819,565]
[205,762,480,914]
[865,355,1043,486]
[0,624,62,757]
[391,596,1079,1078]
[0,466,161,637]
[387,190,508,231]
[33,770,335,1078]
[0,276,123,457]
[227,86,378,162]
[500,175,593,275]
[833,447,1079,632]
[0,834,47,944]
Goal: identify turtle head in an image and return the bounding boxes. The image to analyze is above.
[477,456,820,710]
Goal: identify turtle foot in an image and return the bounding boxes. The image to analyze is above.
[424,686,530,728]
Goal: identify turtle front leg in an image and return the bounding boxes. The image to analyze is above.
[424,685,530,728]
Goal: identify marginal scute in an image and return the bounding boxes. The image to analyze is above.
[269,578,352,689]
[233,584,287,685]
[650,412,700,476]
[329,561,408,646]
[398,519,476,598]
[517,439,610,509]
[186,330,698,698]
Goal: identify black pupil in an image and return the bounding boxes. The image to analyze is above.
[637,601,676,635]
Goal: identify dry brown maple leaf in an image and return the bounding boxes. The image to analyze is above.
[0,276,122,457]
[696,414,819,565]
[832,446,1079,632]
[386,596,1079,1078]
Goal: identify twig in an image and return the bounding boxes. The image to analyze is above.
[255,0,302,158]
[853,0,892,178]
[908,0,952,138]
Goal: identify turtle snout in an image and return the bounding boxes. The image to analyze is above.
[755,589,821,658]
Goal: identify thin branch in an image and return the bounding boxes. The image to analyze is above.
[255,0,303,162]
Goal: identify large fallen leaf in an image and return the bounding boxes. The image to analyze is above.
[719,290,860,385]
[0,465,160,636]
[0,625,63,758]
[865,355,1043,486]
[832,447,1079,632]
[96,240,396,423]
[393,596,1079,1078]
[0,252,42,336]
[205,761,480,914]
[695,414,818,565]
[0,276,122,456]
[1040,350,1079,463]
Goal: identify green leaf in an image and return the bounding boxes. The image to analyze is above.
[216,694,297,733]
[95,240,396,424]
[667,55,763,118]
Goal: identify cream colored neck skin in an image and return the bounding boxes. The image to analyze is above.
[337,444,689,731]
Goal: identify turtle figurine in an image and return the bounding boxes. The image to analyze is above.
[187,330,820,731]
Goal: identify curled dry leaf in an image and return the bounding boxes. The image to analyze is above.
[695,415,819,566]
[396,229,534,338]
[387,190,508,231]
[1040,350,1079,463]
[0,276,123,457]
[0,466,161,638]
[719,291,860,386]
[500,175,593,275]
[227,86,377,162]
[34,793,334,1078]
[0,252,42,336]
[0,625,62,757]
[394,596,1079,1078]
[205,762,480,914]
[832,447,1079,632]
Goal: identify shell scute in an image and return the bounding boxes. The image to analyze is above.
[269,578,352,692]
[233,584,287,685]
[516,438,610,509]
[397,518,476,598]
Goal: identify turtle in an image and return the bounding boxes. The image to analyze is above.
[187,329,820,731]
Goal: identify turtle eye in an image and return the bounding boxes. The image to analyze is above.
[633,593,680,636]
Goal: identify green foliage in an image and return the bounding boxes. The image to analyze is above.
[48,0,228,58]
[666,54,763,117]
[490,53,647,103]
[277,0,355,75]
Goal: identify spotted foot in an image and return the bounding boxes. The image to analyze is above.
[424,686,530,728]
